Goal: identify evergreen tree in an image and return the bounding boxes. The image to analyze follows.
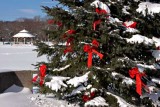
[35,0,160,106]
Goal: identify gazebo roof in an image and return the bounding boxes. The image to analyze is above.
[13,29,35,38]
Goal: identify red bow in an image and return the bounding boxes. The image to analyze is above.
[93,19,101,30]
[32,64,47,86]
[129,67,147,96]
[47,19,54,24]
[83,39,103,68]
[96,8,107,14]
[63,29,76,38]
[82,92,95,102]
[123,21,137,28]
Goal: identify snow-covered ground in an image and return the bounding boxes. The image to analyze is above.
[0,84,79,107]
[0,43,47,73]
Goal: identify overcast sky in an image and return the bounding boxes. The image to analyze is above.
[0,0,58,21]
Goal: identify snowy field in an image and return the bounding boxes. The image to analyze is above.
[0,84,79,107]
[0,43,47,72]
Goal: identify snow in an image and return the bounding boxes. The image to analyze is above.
[53,64,71,72]
[0,84,37,107]
[67,71,90,87]
[90,0,110,14]
[0,84,79,107]
[122,6,130,14]
[137,2,160,16]
[112,72,134,85]
[126,34,153,45]
[0,44,47,73]
[84,96,108,107]
[107,92,135,107]
[124,28,139,33]
[45,76,70,92]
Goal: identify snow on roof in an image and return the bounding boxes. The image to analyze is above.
[137,2,160,16]
[13,29,35,38]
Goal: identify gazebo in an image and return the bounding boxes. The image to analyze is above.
[13,29,35,44]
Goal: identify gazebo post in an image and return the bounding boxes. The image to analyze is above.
[16,38,19,44]
[24,38,26,44]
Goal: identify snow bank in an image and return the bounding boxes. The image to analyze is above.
[0,84,36,107]
[137,2,160,16]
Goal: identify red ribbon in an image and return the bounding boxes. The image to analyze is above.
[96,8,107,14]
[83,39,103,68]
[82,92,95,102]
[93,19,101,30]
[123,21,137,28]
[32,64,47,86]
[63,30,76,54]
[47,20,54,24]
[129,67,147,96]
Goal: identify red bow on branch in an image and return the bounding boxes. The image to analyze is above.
[82,92,95,102]
[93,19,101,30]
[83,39,103,68]
[123,21,137,28]
[32,64,47,86]
[96,8,107,14]
[129,67,147,96]
[63,30,76,54]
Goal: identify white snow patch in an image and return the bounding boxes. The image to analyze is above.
[124,28,139,33]
[0,44,47,73]
[45,76,70,92]
[122,6,130,14]
[137,2,160,16]
[90,0,110,14]
[84,96,108,107]
[126,34,153,45]
[67,71,90,87]
[53,64,71,72]
[0,84,36,107]
[107,92,135,107]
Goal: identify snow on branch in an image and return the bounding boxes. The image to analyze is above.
[107,92,135,107]
[45,76,70,92]
[137,2,160,16]
[53,64,71,72]
[84,96,108,107]
[67,71,90,87]
[112,72,134,85]
[126,34,154,45]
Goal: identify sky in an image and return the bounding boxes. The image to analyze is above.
[0,0,59,21]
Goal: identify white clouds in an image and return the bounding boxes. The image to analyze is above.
[19,9,37,14]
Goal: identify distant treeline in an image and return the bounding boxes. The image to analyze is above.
[0,16,50,42]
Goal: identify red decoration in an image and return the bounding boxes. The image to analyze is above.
[96,8,107,14]
[83,39,103,68]
[93,19,101,30]
[129,67,147,96]
[123,21,137,28]
[63,29,76,38]
[32,64,47,86]
[47,20,55,24]
[64,46,73,54]
[82,92,95,102]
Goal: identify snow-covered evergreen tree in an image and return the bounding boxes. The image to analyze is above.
[35,0,160,106]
